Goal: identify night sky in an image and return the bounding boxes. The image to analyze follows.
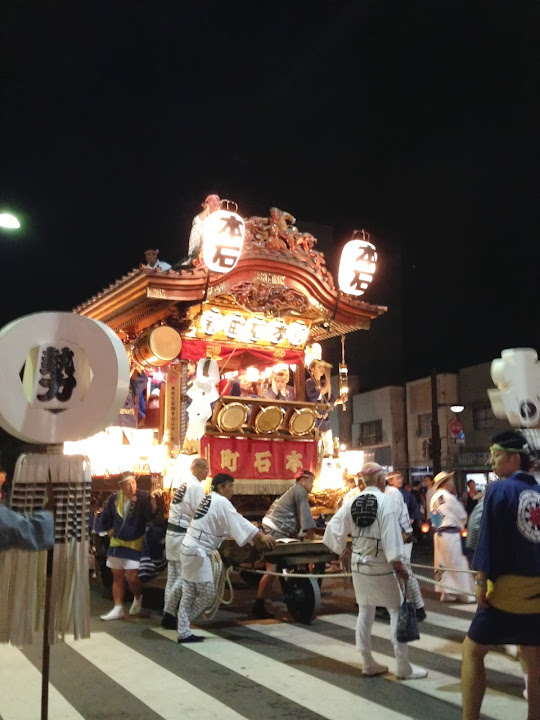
[1,1,539,390]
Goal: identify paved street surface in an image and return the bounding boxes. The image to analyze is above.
[0,554,527,720]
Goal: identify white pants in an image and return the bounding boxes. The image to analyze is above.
[177,580,215,639]
[164,560,183,615]
[403,542,424,610]
[352,569,413,677]
[433,532,475,599]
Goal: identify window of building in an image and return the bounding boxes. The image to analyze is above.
[358,419,383,446]
[417,413,432,437]
[473,405,494,430]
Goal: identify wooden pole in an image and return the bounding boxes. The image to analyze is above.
[41,546,54,720]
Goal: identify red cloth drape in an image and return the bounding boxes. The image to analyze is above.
[180,338,304,371]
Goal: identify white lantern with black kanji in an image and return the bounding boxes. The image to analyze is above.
[286,320,310,347]
[202,209,245,273]
[200,307,223,336]
[338,231,377,297]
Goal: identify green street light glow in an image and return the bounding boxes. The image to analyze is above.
[0,213,21,229]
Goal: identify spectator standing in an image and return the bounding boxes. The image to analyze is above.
[386,471,426,620]
[461,430,540,720]
[430,471,475,603]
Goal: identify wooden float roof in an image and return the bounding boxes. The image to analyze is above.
[75,233,387,342]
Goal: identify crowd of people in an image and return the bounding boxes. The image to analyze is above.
[92,428,539,719]
[1,418,539,718]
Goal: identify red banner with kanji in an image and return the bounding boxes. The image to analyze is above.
[200,436,317,493]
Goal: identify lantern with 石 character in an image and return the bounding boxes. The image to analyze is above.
[202,207,245,273]
[338,230,377,297]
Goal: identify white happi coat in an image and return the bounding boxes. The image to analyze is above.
[181,492,258,583]
[324,486,404,574]
[165,474,205,561]
[430,487,467,530]
[430,486,474,597]
[384,485,413,534]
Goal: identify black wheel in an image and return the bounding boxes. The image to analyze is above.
[282,576,321,624]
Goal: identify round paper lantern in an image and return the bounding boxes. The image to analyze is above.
[286,320,309,347]
[202,209,245,273]
[338,232,377,297]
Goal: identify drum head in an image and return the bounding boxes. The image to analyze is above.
[134,326,182,367]
[289,407,316,436]
[255,405,284,434]
[148,326,182,361]
[217,402,248,432]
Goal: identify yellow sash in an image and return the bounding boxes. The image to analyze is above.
[487,575,540,614]
[109,536,143,551]
[110,490,143,551]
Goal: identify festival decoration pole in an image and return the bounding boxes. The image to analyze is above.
[0,312,130,720]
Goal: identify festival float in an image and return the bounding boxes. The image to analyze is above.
[70,202,386,519]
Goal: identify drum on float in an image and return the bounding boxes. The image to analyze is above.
[289,407,317,436]
[132,326,182,368]
[254,405,285,434]
[216,402,249,433]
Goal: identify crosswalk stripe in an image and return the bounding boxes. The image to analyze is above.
[324,613,524,678]
[318,614,526,719]
[153,626,417,720]
[0,643,85,720]
[66,633,247,720]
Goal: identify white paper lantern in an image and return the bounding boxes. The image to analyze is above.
[200,307,223,336]
[244,315,268,343]
[202,209,245,273]
[223,311,246,339]
[338,234,377,297]
[286,320,310,347]
[267,318,287,344]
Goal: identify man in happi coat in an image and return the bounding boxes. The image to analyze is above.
[161,457,208,630]
[253,469,316,619]
[323,462,428,680]
[385,471,426,621]
[99,472,152,621]
[177,473,276,642]
[462,430,540,720]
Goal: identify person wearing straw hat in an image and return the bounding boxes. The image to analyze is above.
[177,473,276,643]
[323,462,427,680]
[461,430,540,720]
[99,472,152,621]
[429,470,475,603]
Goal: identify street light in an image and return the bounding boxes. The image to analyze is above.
[430,369,464,476]
[0,212,21,230]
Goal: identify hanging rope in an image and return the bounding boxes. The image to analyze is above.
[202,551,236,620]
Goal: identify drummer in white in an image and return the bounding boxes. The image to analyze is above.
[177,473,276,642]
